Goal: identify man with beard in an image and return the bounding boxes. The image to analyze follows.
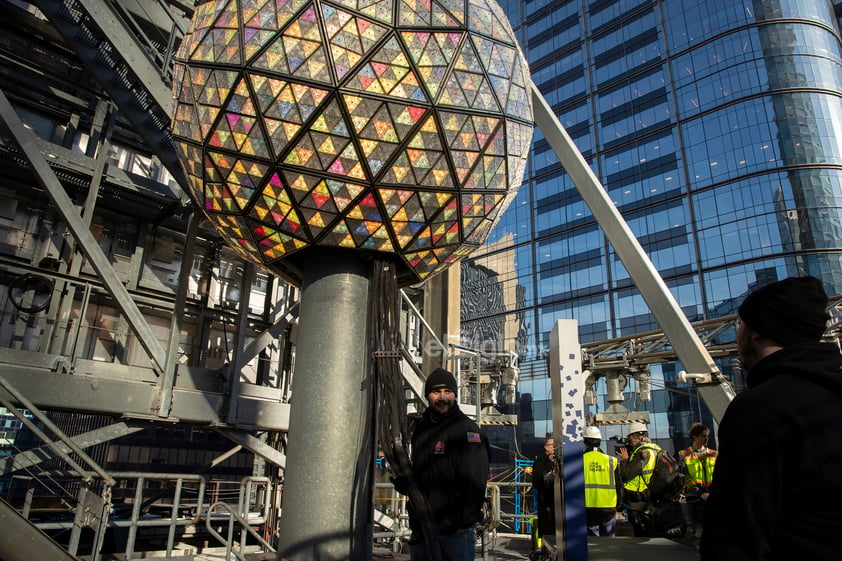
[397,367,490,561]
[701,276,842,561]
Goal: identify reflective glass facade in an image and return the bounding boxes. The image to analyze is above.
[461,0,842,451]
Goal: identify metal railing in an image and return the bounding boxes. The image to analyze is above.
[205,499,274,561]
[4,472,272,560]
[369,478,535,554]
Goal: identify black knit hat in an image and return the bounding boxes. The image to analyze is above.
[738,276,829,345]
[425,367,458,395]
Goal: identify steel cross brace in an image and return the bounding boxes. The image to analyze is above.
[530,83,736,421]
[0,88,169,375]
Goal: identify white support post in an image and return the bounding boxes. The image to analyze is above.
[549,319,587,561]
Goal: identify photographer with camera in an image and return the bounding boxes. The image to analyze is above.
[617,422,660,536]
[531,436,558,542]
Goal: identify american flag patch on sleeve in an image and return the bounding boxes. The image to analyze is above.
[467,432,481,443]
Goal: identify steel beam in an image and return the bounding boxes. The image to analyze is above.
[239,302,299,366]
[0,359,291,431]
[44,100,115,356]
[531,83,736,421]
[0,421,146,476]
[0,374,114,485]
[226,262,254,424]
[158,212,198,417]
[30,0,187,189]
[0,89,169,375]
[76,0,174,112]
[214,428,286,470]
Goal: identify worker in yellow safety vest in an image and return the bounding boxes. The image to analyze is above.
[582,426,622,536]
[618,422,660,536]
[679,422,717,543]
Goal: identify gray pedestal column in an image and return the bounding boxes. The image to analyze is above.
[277,250,374,560]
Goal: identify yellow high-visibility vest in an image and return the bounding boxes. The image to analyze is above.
[623,443,661,493]
[679,446,717,487]
[583,449,618,508]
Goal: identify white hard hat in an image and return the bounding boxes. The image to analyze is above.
[583,426,602,440]
[628,421,648,435]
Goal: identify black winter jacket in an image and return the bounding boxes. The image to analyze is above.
[531,451,557,536]
[531,451,557,509]
[701,342,842,561]
[408,404,490,537]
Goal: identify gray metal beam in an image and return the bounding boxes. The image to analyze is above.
[0,420,147,476]
[0,374,114,485]
[531,83,736,421]
[0,89,169,375]
[0,360,290,432]
[227,262,254,424]
[214,428,286,470]
[157,212,198,417]
[695,382,737,424]
[75,0,174,113]
[29,0,187,190]
[239,302,299,367]
[122,0,189,32]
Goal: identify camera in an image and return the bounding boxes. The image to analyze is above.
[614,436,632,456]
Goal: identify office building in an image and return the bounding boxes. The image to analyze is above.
[461,0,842,451]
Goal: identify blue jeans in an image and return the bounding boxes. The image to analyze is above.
[587,516,616,537]
[408,527,476,561]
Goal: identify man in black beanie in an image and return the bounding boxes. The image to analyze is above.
[701,276,842,561]
[394,367,490,560]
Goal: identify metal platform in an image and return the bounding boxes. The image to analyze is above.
[373,534,698,561]
[585,537,697,561]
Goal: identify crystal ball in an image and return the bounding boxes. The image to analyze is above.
[171,0,533,286]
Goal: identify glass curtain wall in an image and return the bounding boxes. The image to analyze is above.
[462,0,842,456]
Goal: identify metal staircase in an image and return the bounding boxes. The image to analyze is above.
[29,0,191,191]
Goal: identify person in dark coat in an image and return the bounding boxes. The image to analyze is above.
[531,436,558,540]
[701,276,842,561]
[397,367,490,561]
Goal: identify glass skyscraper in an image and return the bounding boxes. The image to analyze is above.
[461,0,842,449]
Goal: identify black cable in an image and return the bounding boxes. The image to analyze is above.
[370,260,447,561]
[8,273,53,313]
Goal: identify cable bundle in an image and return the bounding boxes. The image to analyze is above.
[370,259,444,560]
[371,259,409,469]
